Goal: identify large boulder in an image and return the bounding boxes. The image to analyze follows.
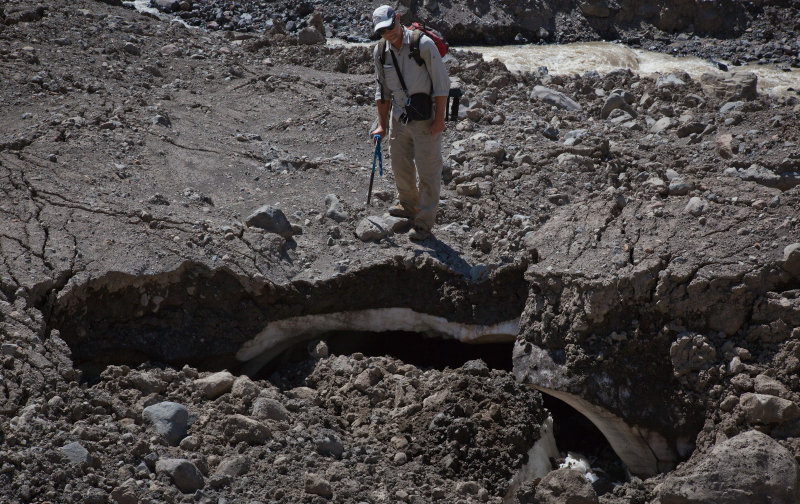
[655,430,800,504]
[530,86,581,111]
[700,72,758,102]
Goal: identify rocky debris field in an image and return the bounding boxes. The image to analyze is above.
[2,0,800,503]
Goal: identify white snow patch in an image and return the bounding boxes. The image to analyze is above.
[236,307,519,362]
[504,415,560,501]
[560,452,600,483]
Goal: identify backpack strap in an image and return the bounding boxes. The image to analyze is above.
[409,29,424,66]
[378,39,387,65]
[388,47,410,97]
[377,39,387,102]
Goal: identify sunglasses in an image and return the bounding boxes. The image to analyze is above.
[376,18,396,37]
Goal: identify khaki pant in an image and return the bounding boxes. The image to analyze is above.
[389,117,442,231]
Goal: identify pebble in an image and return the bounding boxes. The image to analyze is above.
[60,441,92,466]
[325,194,349,222]
[684,197,708,216]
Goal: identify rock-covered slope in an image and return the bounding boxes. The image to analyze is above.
[1,0,800,503]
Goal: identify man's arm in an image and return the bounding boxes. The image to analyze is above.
[371,42,391,141]
[371,99,391,140]
[419,37,450,136]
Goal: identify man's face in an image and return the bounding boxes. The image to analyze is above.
[378,14,401,44]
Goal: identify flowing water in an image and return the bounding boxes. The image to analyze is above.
[328,37,799,95]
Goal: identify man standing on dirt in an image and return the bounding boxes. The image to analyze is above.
[370,5,450,241]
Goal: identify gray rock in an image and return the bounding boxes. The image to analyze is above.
[60,441,92,466]
[297,26,325,45]
[668,179,694,196]
[223,414,271,444]
[676,122,705,138]
[231,375,259,402]
[461,359,490,377]
[732,164,799,190]
[656,74,686,88]
[650,117,676,134]
[702,72,758,102]
[214,455,250,477]
[122,42,140,56]
[382,214,413,233]
[110,482,137,504]
[153,0,180,12]
[126,370,165,395]
[564,129,588,144]
[740,392,800,424]
[656,430,800,504]
[684,197,707,216]
[142,401,188,446]
[194,370,235,399]
[245,205,293,239]
[325,194,349,222]
[530,86,581,111]
[783,243,800,277]
[484,140,506,160]
[252,397,290,422]
[456,182,481,197]
[754,374,789,397]
[314,429,344,458]
[542,125,560,140]
[1,343,19,356]
[305,474,333,498]
[178,435,200,451]
[536,468,599,504]
[155,458,205,493]
[354,367,383,392]
[151,114,171,127]
[601,93,637,119]
[720,101,744,115]
[355,216,389,242]
[716,133,735,159]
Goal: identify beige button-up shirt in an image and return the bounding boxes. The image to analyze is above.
[374,28,451,121]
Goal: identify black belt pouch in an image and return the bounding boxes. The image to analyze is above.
[406,93,432,121]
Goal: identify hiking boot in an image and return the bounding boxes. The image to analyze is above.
[388,204,416,219]
[408,226,431,241]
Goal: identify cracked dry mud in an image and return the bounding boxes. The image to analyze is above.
[2,0,800,503]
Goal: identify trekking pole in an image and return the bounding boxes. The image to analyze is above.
[367,134,383,205]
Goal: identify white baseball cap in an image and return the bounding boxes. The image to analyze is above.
[372,5,396,34]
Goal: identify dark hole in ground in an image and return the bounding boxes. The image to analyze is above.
[541,393,627,487]
[257,330,514,387]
